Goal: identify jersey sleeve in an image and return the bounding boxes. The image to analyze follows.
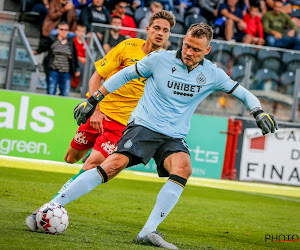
[135,49,162,78]
[94,41,125,78]
[103,64,140,93]
[214,66,239,94]
[214,66,261,111]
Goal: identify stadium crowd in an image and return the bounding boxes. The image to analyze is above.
[24,0,300,97]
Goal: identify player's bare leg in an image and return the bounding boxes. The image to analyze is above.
[100,153,129,180]
[64,146,90,164]
[82,149,106,171]
[136,152,191,249]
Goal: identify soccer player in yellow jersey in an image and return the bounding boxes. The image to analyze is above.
[64,10,174,168]
[25,11,175,229]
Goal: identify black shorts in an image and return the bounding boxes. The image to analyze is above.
[114,122,190,177]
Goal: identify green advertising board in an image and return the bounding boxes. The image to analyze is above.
[130,114,228,179]
[0,90,228,179]
[0,90,80,161]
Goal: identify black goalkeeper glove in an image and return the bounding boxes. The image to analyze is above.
[74,90,105,126]
[251,108,278,135]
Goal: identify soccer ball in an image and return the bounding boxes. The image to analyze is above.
[36,202,69,234]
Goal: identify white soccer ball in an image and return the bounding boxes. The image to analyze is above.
[36,202,69,234]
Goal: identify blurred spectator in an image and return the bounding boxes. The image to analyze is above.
[249,0,267,16]
[288,0,300,29]
[131,0,143,10]
[111,0,137,38]
[42,0,77,37]
[243,5,265,44]
[262,0,300,49]
[26,0,50,21]
[34,22,80,96]
[265,0,292,13]
[175,0,200,17]
[217,0,247,42]
[156,0,174,11]
[72,0,92,17]
[199,0,224,23]
[238,0,249,14]
[139,1,163,29]
[80,0,111,35]
[103,16,126,54]
[72,24,87,89]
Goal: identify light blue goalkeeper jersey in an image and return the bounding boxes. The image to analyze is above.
[103,49,261,138]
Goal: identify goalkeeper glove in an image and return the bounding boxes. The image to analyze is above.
[74,90,105,126]
[250,108,278,135]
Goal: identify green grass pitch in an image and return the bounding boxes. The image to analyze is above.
[0,159,299,249]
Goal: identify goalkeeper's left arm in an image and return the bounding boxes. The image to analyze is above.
[231,85,278,135]
[74,64,140,125]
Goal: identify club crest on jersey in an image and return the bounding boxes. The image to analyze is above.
[196,72,206,85]
[124,139,133,148]
[172,67,176,73]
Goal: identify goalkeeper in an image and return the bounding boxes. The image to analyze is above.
[32,23,278,249]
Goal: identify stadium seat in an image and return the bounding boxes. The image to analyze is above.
[169,21,185,50]
[282,52,300,72]
[230,65,245,83]
[184,14,207,31]
[134,6,150,26]
[232,45,257,70]
[19,0,41,23]
[280,71,295,95]
[255,68,279,91]
[257,49,282,73]
[208,42,232,72]
[172,6,185,24]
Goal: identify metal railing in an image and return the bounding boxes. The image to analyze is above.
[1,19,299,122]
[4,22,41,92]
[89,23,300,122]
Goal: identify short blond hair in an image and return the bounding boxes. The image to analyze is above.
[149,10,176,29]
[187,23,213,45]
[151,1,163,10]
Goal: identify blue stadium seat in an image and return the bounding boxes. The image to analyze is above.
[280,71,295,95]
[208,42,232,72]
[172,6,185,24]
[230,65,245,83]
[134,6,150,26]
[233,45,257,70]
[282,52,300,72]
[257,49,282,73]
[255,68,279,91]
[184,14,207,31]
[168,21,185,50]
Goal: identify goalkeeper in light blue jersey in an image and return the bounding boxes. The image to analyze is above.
[45,23,278,249]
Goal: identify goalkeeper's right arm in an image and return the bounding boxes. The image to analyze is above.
[74,64,140,126]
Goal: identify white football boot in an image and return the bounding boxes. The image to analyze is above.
[136,231,177,249]
[25,210,38,231]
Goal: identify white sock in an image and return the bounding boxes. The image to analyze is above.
[51,168,104,206]
[138,179,185,237]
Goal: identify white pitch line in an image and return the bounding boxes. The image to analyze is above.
[0,155,83,168]
[1,155,299,201]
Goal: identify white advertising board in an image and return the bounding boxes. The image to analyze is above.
[239,128,300,186]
